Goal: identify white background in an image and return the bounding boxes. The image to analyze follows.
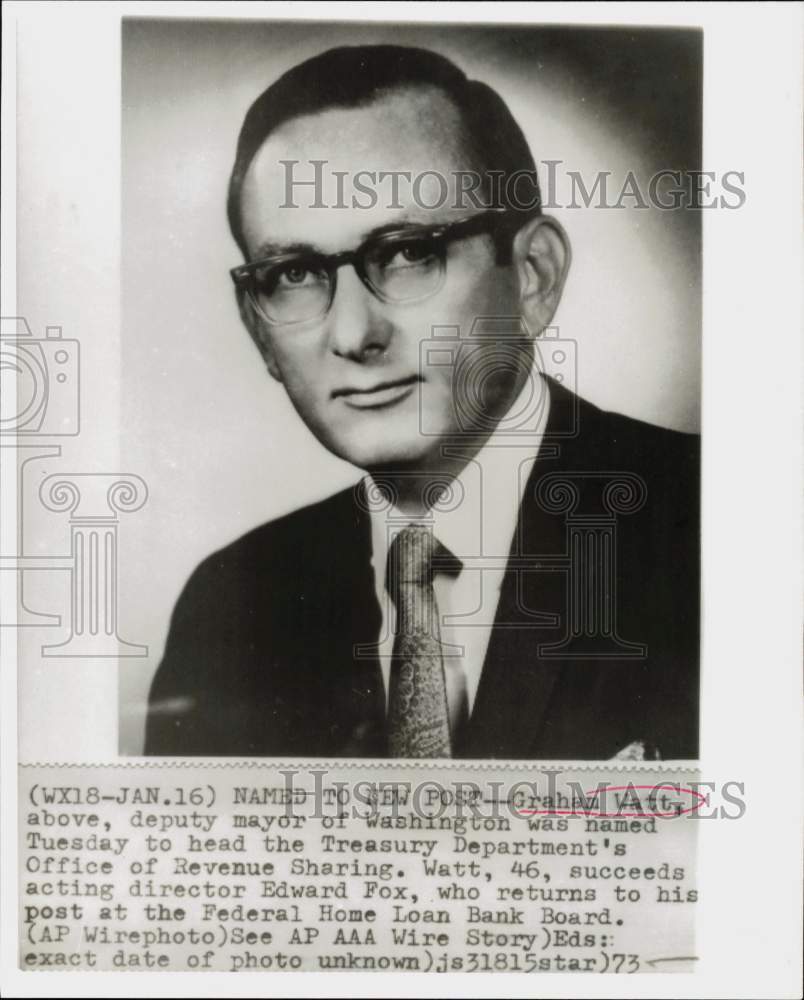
[2,2,802,998]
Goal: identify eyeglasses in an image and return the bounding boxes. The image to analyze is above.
[230,208,534,327]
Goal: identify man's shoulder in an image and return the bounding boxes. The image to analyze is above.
[549,379,700,475]
[179,485,361,592]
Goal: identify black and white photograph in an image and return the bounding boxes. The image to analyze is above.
[119,19,704,760]
[3,3,801,995]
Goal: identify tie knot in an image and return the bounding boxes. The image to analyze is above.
[386,524,460,593]
[388,524,436,589]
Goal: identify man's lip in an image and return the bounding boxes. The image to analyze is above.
[333,375,421,399]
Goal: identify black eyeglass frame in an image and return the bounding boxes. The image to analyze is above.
[229,207,539,327]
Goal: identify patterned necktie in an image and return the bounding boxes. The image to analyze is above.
[386,524,453,758]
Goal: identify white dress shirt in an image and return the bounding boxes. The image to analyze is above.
[367,369,551,730]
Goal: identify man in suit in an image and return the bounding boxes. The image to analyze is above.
[145,45,699,760]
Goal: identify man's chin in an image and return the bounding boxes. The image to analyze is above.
[328,433,439,475]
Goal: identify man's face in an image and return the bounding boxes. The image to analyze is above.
[238,88,525,473]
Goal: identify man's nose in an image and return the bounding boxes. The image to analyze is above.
[326,265,393,361]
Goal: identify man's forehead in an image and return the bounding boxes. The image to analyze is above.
[251,87,471,175]
[239,87,480,254]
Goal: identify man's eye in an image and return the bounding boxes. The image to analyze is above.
[277,264,316,286]
[256,262,322,295]
[381,239,439,269]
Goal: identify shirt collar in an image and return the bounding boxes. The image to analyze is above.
[367,369,551,592]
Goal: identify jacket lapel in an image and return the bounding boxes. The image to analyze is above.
[293,487,385,756]
[459,378,591,758]
[459,473,566,757]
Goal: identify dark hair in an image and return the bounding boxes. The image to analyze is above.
[227,44,540,257]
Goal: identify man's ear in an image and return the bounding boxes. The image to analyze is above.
[512,215,571,333]
[236,289,283,383]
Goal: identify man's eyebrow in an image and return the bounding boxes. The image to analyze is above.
[363,218,437,240]
[250,217,439,262]
[252,239,322,260]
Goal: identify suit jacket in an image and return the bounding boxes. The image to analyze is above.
[145,380,699,759]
